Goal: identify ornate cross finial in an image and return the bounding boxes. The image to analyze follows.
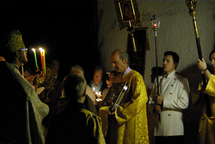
[185,0,197,9]
[185,0,197,17]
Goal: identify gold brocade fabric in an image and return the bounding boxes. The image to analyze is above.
[198,74,215,144]
[199,114,215,144]
[99,70,149,144]
[98,106,110,136]
[81,109,106,144]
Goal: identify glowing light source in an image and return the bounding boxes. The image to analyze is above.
[32,48,38,67]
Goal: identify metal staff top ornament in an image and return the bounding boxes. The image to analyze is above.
[185,0,202,58]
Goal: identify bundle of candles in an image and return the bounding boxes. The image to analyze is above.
[92,87,102,102]
[32,47,46,75]
[95,91,102,102]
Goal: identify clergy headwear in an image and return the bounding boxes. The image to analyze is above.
[5,29,25,53]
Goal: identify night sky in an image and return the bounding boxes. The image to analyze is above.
[0,2,98,82]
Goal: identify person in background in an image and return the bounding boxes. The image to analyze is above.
[89,66,107,94]
[150,67,163,83]
[24,65,35,85]
[38,64,59,137]
[0,28,49,143]
[102,70,116,101]
[45,74,105,144]
[71,65,96,103]
[70,64,97,114]
[58,64,97,115]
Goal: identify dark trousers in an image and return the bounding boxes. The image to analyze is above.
[155,136,184,144]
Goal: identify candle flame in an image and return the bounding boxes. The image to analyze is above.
[129,21,131,27]
[39,47,44,52]
[32,48,35,52]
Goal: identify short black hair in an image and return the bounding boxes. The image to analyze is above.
[164,51,179,64]
[209,49,215,61]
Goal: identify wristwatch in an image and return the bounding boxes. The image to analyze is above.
[201,68,208,74]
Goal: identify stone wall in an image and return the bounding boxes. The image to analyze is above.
[97,1,215,143]
[97,0,215,92]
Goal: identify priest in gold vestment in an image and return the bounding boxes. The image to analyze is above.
[99,49,149,144]
[0,28,49,144]
[197,49,215,144]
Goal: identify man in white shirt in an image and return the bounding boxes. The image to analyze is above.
[148,51,190,144]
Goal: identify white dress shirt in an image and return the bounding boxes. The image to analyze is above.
[148,70,190,136]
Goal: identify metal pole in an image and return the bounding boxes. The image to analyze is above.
[155,29,159,95]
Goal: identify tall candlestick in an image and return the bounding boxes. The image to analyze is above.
[39,48,44,74]
[32,48,38,67]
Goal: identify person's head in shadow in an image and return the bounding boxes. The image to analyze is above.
[209,49,215,72]
[105,70,117,88]
[64,74,87,104]
[151,67,163,83]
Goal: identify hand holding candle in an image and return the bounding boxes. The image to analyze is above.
[96,91,102,102]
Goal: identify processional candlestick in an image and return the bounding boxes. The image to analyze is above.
[151,14,161,122]
[151,14,160,95]
[185,0,211,116]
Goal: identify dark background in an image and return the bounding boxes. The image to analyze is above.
[0,1,99,83]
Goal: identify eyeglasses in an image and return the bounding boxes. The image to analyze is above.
[21,48,28,51]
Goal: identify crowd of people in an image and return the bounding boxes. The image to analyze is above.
[1,28,215,144]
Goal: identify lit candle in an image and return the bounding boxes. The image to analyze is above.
[42,49,46,75]
[153,24,157,28]
[32,48,38,67]
[92,87,95,92]
[96,91,102,102]
[39,48,44,74]
[129,21,132,27]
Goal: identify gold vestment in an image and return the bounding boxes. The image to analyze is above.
[198,74,215,144]
[99,70,149,144]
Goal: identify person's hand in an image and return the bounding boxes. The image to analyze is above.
[156,91,163,105]
[156,105,162,113]
[95,100,102,106]
[26,75,35,85]
[108,111,115,115]
[198,58,207,71]
[44,98,50,103]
